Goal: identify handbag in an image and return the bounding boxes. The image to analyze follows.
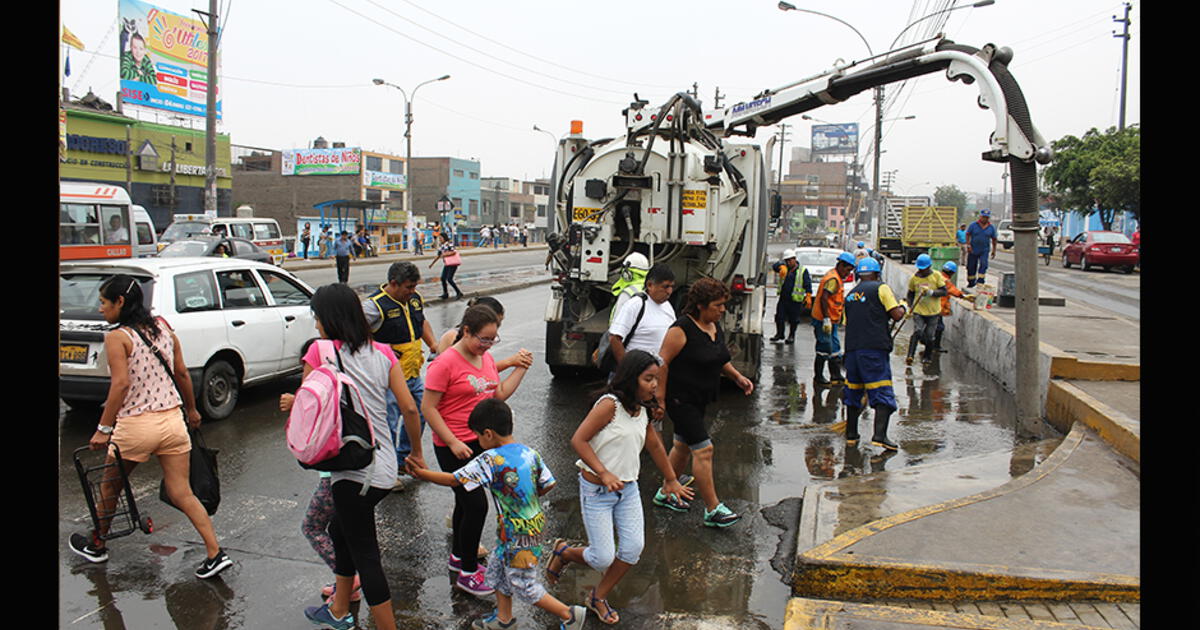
[129,323,221,516]
[443,249,462,266]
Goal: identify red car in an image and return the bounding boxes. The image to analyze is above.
[1061,231,1138,273]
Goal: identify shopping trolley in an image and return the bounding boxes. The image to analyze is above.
[73,444,153,543]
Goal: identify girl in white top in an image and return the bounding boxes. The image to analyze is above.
[544,350,693,625]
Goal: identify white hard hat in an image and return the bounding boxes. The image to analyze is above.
[623,252,650,270]
[783,248,796,259]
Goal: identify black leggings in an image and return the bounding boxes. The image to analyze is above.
[441,264,462,297]
[329,480,391,606]
[435,440,488,573]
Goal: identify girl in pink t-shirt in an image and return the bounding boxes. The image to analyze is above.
[422,304,532,596]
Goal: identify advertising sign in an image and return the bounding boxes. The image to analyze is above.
[811,123,859,156]
[362,170,407,190]
[281,148,362,176]
[118,0,221,119]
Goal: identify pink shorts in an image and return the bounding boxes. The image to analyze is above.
[109,407,191,463]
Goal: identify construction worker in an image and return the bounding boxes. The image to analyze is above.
[610,252,651,320]
[905,254,948,365]
[769,249,811,344]
[810,252,856,386]
[965,209,998,287]
[932,261,970,353]
[842,256,907,450]
[853,241,869,261]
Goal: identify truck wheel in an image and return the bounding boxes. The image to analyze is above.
[549,364,583,379]
[200,359,239,421]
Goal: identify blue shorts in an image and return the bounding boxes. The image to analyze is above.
[485,554,547,604]
[841,349,897,411]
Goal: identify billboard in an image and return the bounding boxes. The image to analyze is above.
[281,148,362,176]
[811,123,859,156]
[362,170,407,190]
[118,0,221,119]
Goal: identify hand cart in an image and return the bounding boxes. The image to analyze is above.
[1038,245,1053,265]
[73,444,153,544]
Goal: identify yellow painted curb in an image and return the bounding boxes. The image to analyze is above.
[1045,380,1140,463]
[792,425,1140,602]
[784,598,1110,629]
[1049,356,1139,381]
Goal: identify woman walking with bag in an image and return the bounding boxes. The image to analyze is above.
[280,282,421,630]
[545,350,693,624]
[430,231,464,299]
[67,275,232,579]
[651,278,754,528]
[422,304,533,597]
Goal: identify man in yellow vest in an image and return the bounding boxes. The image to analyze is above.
[770,249,811,344]
[362,262,439,489]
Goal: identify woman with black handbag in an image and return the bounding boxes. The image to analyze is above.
[67,274,232,579]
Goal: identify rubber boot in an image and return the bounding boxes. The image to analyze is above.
[844,405,862,445]
[827,356,845,386]
[870,405,898,451]
[934,328,947,353]
[813,357,829,386]
[905,336,918,366]
[785,323,797,344]
[770,314,785,342]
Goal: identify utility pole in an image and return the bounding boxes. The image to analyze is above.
[1113,2,1131,130]
[1001,165,1010,221]
[713,86,725,109]
[871,86,884,242]
[690,82,700,100]
[777,123,790,191]
[170,136,178,214]
[194,0,219,216]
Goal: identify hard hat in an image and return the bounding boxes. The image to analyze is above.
[915,253,933,269]
[857,241,865,248]
[856,257,881,275]
[623,252,650,270]
[837,252,856,266]
[942,260,958,274]
[783,248,796,260]
[979,208,991,217]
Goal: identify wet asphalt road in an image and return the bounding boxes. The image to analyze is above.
[59,252,1062,629]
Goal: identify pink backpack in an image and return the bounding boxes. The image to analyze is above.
[285,340,377,472]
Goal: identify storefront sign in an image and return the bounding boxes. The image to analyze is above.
[160,161,228,177]
[281,148,362,176]
[67,134,129,155]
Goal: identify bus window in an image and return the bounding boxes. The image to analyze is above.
[230,223,254,239]
[254,221,281,240]
[100,205,131,245]
[60,203,100,245]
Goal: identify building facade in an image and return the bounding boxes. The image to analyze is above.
[409,157,481,229]
[60,99,232,230]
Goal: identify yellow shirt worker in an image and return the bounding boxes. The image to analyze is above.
[904,254,948,365]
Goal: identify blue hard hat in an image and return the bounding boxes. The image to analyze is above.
[857,241,865,248]
[856,257,881,274]
[915,253,933,269]
[942,260,958,274]
[837,252,856,266]
[980,208,991,217]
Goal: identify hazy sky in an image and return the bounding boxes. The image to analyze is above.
[60,0,1139,203]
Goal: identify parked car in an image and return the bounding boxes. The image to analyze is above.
[793,247,856,296]
[131,205,159,257]
[1061,231,1138,273]
[59,257,318,420]
[159,236,273,264]
[996,220,1015,250]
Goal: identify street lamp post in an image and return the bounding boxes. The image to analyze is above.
[373,74,450,249]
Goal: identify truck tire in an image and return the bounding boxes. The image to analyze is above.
[200,359,240,421]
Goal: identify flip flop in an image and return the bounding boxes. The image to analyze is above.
[588,588,620,625]
[545,539,571,585]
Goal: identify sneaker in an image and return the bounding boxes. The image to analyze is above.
[69,532,108,564]
[455,567,494,597]
[560,605,587,630]
[304,603,355,630]
[653,488,690,512]
[472,609,518,630]
[702,503,742,528]
[677,474,695,488]
[195,549,233,579]
[905,356,914,366]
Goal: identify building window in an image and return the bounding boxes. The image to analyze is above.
[364,189,382,201]
[483,200,491,214]
[469,172,478,179]
[366,156,383,171]
[510,203,520,218]
[185,142,193,152]
[537,204,546,217]
[453,169,465,178]
[469,199,479,213]
[452,197,462,210]
[388,159,404,174]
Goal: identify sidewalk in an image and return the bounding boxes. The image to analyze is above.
[279,242,548,273]
[784,256,1141,629]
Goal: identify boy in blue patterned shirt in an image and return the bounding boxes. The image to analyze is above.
[408,399,587,630]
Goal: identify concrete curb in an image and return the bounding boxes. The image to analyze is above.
[784,598,1103,629]
[790,423,1140,603]
[1045,380,1140,463]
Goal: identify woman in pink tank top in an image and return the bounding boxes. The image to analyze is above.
[67,274,232,579]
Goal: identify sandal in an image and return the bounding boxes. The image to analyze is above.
[545,539,571,585]
[587,588,620,625]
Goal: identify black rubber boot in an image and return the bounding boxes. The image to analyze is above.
[813,358,829,386]
[870,405,899,451]
[770,315,785,342]
[784,322,797,344]
[934,328,947,353]
[827,356,845,386]
[844,405,863,444]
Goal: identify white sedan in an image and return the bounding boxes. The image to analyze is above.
[793,247,856,296]
[59,257,319,420]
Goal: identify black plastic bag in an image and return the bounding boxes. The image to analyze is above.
[160,427,220,516]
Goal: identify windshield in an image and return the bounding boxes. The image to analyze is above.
[162,221,211,241]
[998,221,1013,231]
[60,272,153,321]
[160,240,211,257]
[1091,232,1131,244]
[796,251,837,267]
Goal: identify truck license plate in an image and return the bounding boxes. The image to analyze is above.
[60,343,89,364]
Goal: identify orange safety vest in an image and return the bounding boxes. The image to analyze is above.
[940,273,966,316]
[811,268,845,322]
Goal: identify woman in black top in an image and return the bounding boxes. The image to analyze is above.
[652,278,753,528]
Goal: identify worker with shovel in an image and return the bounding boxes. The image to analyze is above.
[840,257,907,451]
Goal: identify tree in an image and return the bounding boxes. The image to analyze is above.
[1041,125,1140,230]
[934,185,968,223]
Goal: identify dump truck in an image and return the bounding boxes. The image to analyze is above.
[900,205,958,264]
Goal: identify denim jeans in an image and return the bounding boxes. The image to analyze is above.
[578,475,645,571]
[387,376,425,465]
